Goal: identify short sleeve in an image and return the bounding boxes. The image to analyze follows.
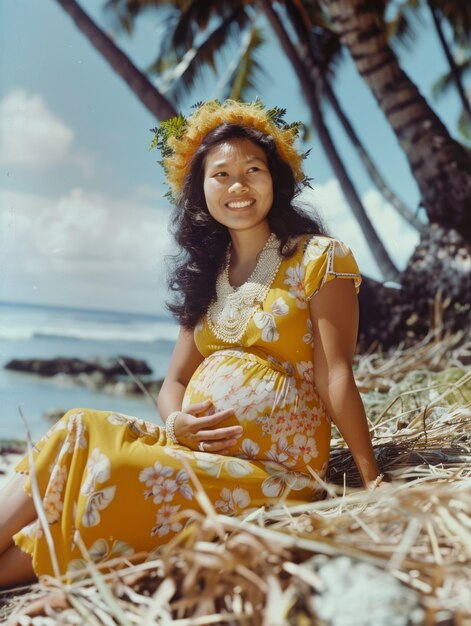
[302,236,361,301]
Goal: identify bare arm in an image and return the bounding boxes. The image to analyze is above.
[157,327,205,419]
[157,327,242,452]
[309,279,379,487]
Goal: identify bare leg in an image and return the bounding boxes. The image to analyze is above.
[0,473,36,554]
[0,544,36,587]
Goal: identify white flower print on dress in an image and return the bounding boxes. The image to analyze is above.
[108,413,161,437]
[303,237,330,265]
[139,461,193,503]
[203,367,276,423]
[175,468,194,500]
[152,504,182,537]
[20,519,43,541]
[81,448,111,496]
[284,264,307,309]
[55,411,88,463]
[82,486,117,528]
[303,319,314,344]
[296,361,314,384]
[214,487,251,514]
[265,437,297,467]
[80,448,116,528]
[195,453,254,478]
[271,296,289,317]
[261,463,312,498]
[291,433,318,464]
[67,538,134,579]
[152,478,178,504]
[253,311,279,342]
[43,464,67,524]
[333,240,350,257]
[240,438,260,458]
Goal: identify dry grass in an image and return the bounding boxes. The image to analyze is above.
[1,331,470,626]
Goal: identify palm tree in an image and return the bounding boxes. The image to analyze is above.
[281,0,425,232]
[56,0,177,119]
[321,0,471,242]
[386,0,471,139]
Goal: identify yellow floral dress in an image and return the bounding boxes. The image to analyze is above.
[14,235,360,578]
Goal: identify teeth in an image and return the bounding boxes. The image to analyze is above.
[227,200,254,208]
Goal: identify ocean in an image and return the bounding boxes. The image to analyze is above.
[0,302,179,441]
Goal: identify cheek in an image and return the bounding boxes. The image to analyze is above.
[263,181,274,207]
[203,180,216,207]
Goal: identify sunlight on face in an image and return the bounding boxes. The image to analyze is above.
[203,138,273,235]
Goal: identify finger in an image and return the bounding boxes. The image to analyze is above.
[184,400,212,415]
[196,408,236,428]
[197,426,243,441]
[200,438,239,453]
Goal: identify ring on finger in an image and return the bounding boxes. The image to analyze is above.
[198,441,206,452]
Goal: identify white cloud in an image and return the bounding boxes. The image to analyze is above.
[300,181,420,281]
[0,89,94,176]
[0,187,173,314]
[0,179,422,312]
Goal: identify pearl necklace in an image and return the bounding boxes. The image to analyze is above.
[207,233,282,343]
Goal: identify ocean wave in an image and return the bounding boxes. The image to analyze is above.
[0,324,179,343]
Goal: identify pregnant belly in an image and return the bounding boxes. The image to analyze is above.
[183,349,331,473]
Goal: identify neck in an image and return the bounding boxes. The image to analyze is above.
[228,224,272,264]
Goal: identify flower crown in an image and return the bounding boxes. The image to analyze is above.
[149,99,309,204]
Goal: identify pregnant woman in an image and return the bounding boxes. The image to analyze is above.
[0,100,380,586]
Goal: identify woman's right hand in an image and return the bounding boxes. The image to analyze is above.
[172,400,243,454]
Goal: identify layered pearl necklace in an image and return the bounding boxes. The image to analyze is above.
[207,233,282,343]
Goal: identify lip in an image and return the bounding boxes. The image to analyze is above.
[224,198,256,209]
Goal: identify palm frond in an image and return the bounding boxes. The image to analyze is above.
[103,0,177,36]
[157,7,251,104]
[431,56,471,99]
[216,27,267,102]
[433,0,471,49]
[172,0,216,53]
[385,0,424,51]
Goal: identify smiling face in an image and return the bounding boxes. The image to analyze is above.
[203,138,274,236]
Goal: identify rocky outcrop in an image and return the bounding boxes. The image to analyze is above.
[5,356,152,378]
[358,224,471,350]
[4,356,163,396]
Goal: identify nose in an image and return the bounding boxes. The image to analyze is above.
[228,179,249,194]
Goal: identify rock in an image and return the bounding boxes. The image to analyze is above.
[358,224,471,350]
[43,408,67,423]
[4,356,152,380]
[103,379,163,396]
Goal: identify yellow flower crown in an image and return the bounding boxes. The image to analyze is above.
[149,99,309,203]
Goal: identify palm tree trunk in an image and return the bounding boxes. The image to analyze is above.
[55,0,177,120]
[322,78,424,232]
[259,0,400,280]
[428,0,471,124]
[284,0,423,232]
[321,0,471,242]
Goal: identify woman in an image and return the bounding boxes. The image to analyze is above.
[0,100,380,587]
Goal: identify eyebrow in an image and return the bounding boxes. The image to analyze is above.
[208,156,266,168]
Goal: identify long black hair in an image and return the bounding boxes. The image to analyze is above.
[166,123,326,328]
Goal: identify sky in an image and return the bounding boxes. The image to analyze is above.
[0,0,466,315]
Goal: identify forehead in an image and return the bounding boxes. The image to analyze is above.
[204,138,268,169]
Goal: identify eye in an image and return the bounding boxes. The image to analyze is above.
[248,166,260,173]
[213,171,227,178]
